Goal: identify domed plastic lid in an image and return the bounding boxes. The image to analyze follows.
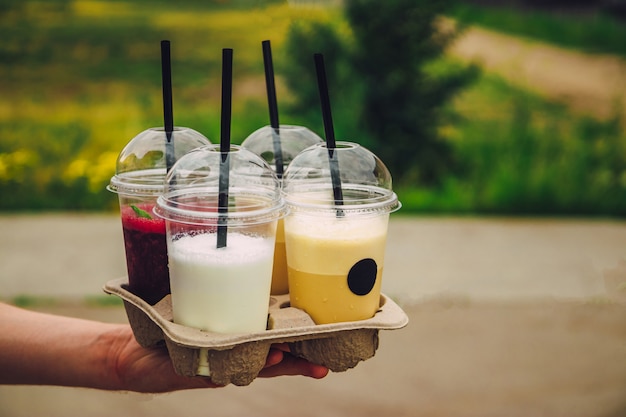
[282,141,400,215]
[154,145,285,226]
[108,127,211,196]
[241,125,323,175]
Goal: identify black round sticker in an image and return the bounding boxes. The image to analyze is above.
[347,258,378,296]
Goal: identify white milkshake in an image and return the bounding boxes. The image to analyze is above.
[168,232,275,333]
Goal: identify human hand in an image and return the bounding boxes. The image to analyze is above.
[109,325,329,393]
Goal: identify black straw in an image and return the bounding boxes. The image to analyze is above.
[314,53,344,215]
[161,40,175,172]
[217,48,233,249]
[262,40,284,178]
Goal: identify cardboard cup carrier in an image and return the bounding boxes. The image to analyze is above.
[104,278,408,386]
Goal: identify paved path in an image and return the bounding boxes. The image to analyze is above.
[447,22,626,120]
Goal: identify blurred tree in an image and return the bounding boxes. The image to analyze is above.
[282,0,478,185]
[345,0,477,185]
[282,20,347,129]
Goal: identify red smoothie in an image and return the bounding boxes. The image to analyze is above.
[121,203,169,305]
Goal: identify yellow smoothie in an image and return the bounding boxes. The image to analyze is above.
[284,214,388,324]
[270,218,289,294]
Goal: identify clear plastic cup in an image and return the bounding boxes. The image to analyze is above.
[241,125,323,295]
[282,141,400,324]
[107,127,211,305]
[154,144,286,334]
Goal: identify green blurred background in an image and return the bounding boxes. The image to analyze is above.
[1,0,625,215]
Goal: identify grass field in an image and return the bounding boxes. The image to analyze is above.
[0,1,333,209]
[400,73,626,216]
[1,0,624,216]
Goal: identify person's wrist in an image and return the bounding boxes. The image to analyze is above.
[91,324,133,391]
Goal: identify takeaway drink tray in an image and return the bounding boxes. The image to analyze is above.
[103,277,409,386]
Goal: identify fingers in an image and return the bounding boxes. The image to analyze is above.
[269,342,291,353]
[123,339,327,392]
[258,351,329,380]
[264,347,284,368]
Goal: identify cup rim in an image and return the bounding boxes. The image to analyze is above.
[154,187,287,226]
[283,184,400,216]
[304,141,360,151]
[107,168,165,196]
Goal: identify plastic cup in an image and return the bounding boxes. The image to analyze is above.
[282,141,400,324]
[108,127,211,305]
[242,125,323,295]
[154,144,286,334]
